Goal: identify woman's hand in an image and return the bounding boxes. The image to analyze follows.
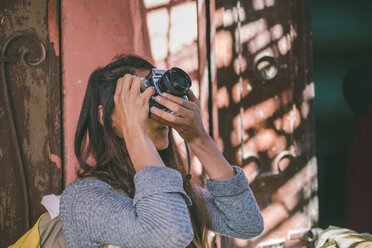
[114,74,165,171]
[150,90,235,181]
[114,74,155,136]
[149,90,208,143]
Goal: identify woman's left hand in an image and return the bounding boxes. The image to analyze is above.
[149,90,207,143]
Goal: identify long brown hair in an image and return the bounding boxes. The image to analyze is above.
[75,55,210,248]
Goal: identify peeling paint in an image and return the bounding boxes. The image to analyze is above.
[0,106,4,117]
[33,172,48,192]
[0,189,9,229]
[1,0,48,42]
[48,0,59,56]
[19,69,49,171]
[48,145,62,169]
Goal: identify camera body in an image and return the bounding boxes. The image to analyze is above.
[142,67,192,113]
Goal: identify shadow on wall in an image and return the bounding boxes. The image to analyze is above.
[145,0,317,247]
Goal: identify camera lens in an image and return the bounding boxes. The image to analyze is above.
[157,67,191,97]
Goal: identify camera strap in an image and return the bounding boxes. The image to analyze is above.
[184,141,192,180]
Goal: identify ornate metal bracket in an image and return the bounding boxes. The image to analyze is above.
[1,32,46,66]
[254,55,278,82]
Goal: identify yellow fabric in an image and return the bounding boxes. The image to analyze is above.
[9,213,47,248]
[9,184,128,248]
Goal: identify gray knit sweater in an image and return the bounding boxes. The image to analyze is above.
[60,166,263,248]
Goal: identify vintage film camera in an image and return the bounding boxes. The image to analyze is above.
[141,67,192,113]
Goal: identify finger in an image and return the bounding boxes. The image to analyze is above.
[154,95,192,117]
[141,86,155,105]
[150,113,182,131]
[130,77,142,97]
[150,106,183,125]
[187,90,199,104]
[149,112,173,126]
[161,93,195,110]
[140,79,147,92]
[122,74,135,92]
[115,77,125,101]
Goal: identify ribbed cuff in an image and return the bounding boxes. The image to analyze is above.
[205,166,249,197]
[133,166,192,206]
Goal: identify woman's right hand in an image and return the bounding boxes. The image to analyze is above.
[113,74,155,137]
[114,74,165,170]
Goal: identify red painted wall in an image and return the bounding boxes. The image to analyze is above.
[61,0,152,184]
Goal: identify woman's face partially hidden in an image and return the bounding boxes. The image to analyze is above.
[109,68,170,150]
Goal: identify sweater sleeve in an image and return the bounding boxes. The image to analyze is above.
[60,166,194,248]
[195,166,264,239]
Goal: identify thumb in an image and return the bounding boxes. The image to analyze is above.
[187,90,199,104]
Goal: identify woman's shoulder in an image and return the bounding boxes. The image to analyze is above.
[63,178,112,193]
[60,179,132,223]
[61,179,123,206]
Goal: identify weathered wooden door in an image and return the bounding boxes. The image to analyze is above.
[142,0,316,247]
[209,0,317,247]
[0,0,62,247]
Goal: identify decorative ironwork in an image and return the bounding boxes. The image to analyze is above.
[271,150,296,174]
[254,55,278,82]
[0,32,47,229]
[2,32,46,66]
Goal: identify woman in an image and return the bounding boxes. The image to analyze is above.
[60,55,264,248]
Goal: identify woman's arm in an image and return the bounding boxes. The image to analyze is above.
[60,166,194,248]
[194,166,264,239]
[150,91,235,180]
[114,74,164,171]
[187,130,263,239]
[150,91,264,238]
[187,130,236,181]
